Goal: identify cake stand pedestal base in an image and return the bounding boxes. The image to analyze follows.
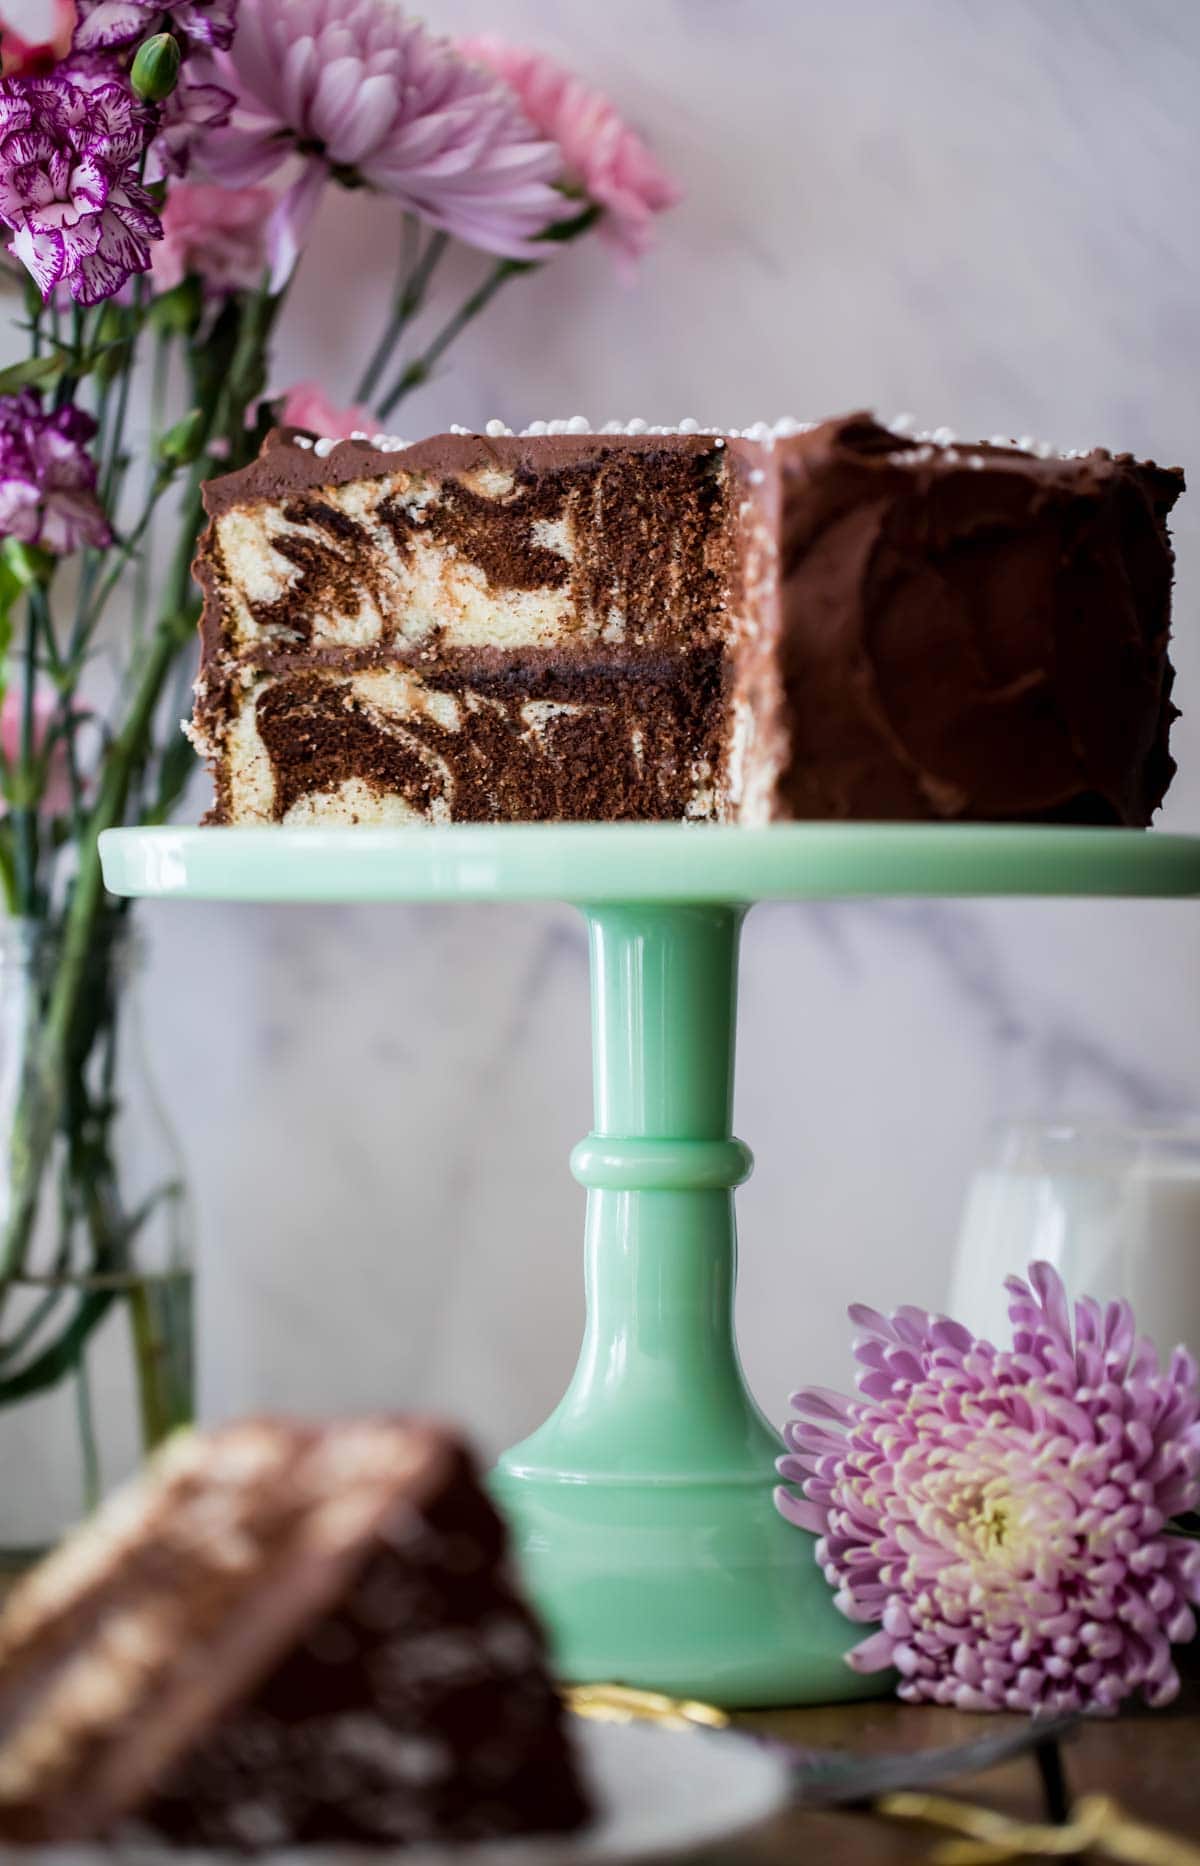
[491,902,877,1706]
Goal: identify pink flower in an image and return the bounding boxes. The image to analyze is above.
[777,1262,1200,1715]
[457,36,681,269]
[0,687,73,816]
[277,380,370,440]
[196,0,569,287]
[1,0,75,78]
[152,180,269,293]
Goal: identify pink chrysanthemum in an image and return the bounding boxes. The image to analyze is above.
[457,36,681,269]
[196,0,569,286]
[776,1262,1200,1715]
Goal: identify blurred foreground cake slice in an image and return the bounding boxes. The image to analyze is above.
[192,414,1184,826]
[0,1418,590,1848]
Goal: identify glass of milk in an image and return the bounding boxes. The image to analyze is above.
[948,1119,1200,1360]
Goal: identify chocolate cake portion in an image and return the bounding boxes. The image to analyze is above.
[0,1418,590,1849]
[192,415,1184,827]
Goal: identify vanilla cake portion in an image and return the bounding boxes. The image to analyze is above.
[193,415,1185,827]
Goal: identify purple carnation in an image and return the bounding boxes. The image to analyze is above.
[146,62,234,181]
[72,0,237,55]
[0,389,110,554]
[776,1262,1200,1715]
[0,61,161,305]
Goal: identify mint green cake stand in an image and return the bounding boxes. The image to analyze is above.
[99,823,1200,1706]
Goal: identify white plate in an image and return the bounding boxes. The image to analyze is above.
[22,1721,792,1866]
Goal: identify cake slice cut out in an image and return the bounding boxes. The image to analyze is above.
[0,1418,591,1848]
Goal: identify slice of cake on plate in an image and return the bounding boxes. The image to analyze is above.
[192,413,1184,828]
[0,1417,591,1848]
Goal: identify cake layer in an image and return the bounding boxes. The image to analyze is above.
[205,434,734,655]
[0,1418,590,1847]
[193,416,1185,828]
[218,655,726,825]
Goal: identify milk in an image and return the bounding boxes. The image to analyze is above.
[948,1127,1200,1362]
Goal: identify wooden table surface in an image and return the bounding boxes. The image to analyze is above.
[3,1573,1198,1858]
[731,1680,1200,1862]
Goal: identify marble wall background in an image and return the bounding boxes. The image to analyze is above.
[11,0,1200,1458]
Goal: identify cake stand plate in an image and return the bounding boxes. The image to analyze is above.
[99,824,1200,1707]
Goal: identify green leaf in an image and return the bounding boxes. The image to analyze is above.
[0,538,53,594]
[0,555,25,636]
[0,353,67,397]
[0,547,52,733]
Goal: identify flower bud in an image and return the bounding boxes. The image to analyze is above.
[130,32,181,103]
[157,407,206,468]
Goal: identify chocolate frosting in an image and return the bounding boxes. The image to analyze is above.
[768,416,1183,824]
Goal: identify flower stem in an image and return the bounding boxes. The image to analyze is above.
[13,586,43,915]
[100,286,144,512]
[371,203,601,420]
[355,223,449,407]
[0,606,189,1292]
[126,1273,175,1452]
[133,327,171,651]
[0,279,288,1296]
[376,257,524,420]
[80,474,171,644]
[74,1348,100,1512]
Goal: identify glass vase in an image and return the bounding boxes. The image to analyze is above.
[0,913,193,1562]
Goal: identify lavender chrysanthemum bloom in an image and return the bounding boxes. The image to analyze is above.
[0,389,110,553]
[73,0,236,54]
[776,1262,1200,1715]
[196,0,569,286]
[0,62,160,304]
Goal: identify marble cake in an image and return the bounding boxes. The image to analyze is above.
[192,413,1184,827]
[0,1418,590,1848]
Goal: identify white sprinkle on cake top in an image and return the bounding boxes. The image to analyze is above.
[287,416,1092,463]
